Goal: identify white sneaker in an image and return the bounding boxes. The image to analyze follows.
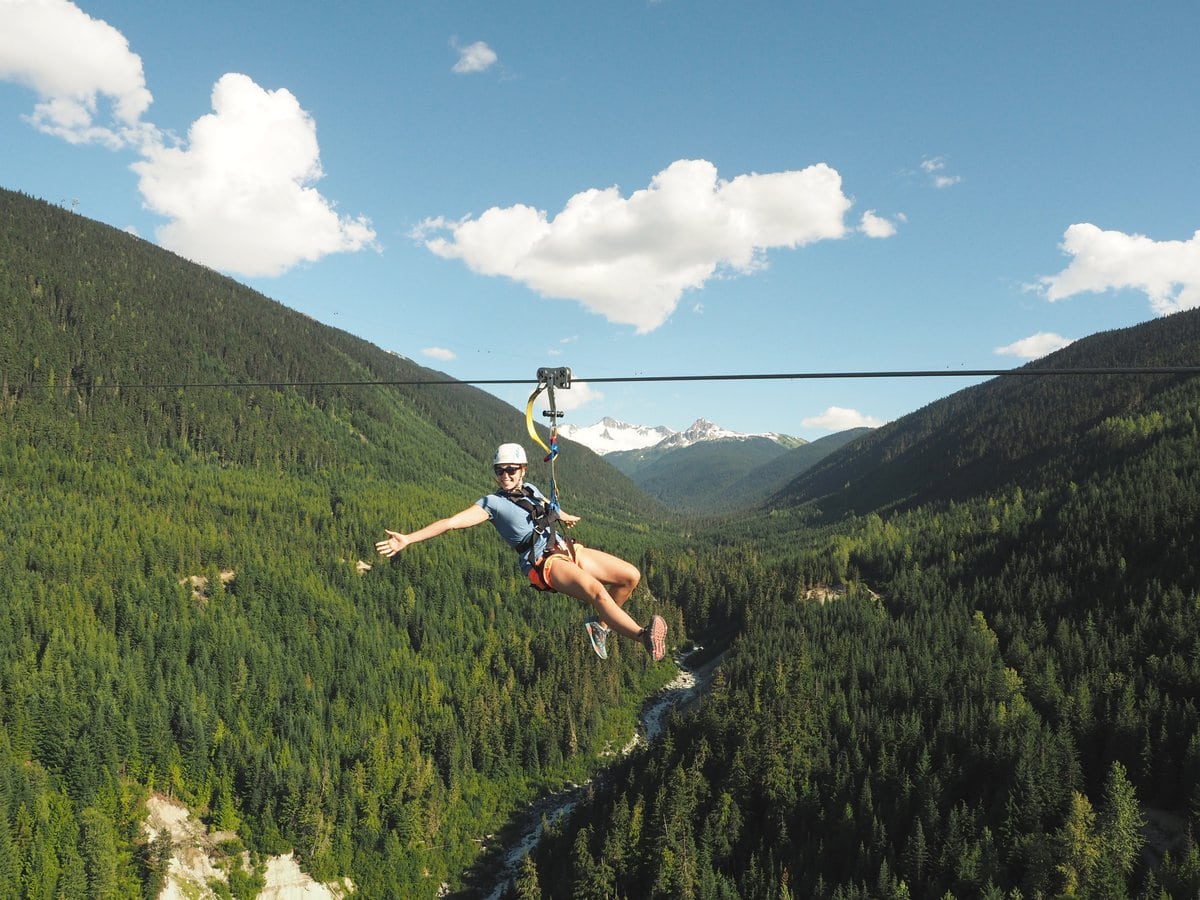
[584,617,610,660]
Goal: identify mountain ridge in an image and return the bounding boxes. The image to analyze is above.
[561,415,803,455]
[769,310,1200,520]
[0,186,677,897]
[8,186,1200,897]
[526,309,1200,898]
[592,418,866,515]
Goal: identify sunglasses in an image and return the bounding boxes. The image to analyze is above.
[494,465,523,475]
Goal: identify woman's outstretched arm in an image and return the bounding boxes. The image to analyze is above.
[376,503,490,557]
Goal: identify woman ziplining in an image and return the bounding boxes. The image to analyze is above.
[379,370,665,660]
[375,441,667,661]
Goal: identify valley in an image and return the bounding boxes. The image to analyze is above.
[2,188,1200,897]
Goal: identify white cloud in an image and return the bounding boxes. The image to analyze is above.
[920,155,962,189]
[131,73,377,277]
[0,2,375,278]
[547,380,602,413]
[452,40,497,74]
[995,332,1074,360]
[859,209,897,238]
[0,0,154,148]
[415,159,853,332]
[1038,223,1200,316]
[422,346,456,361]
[801,406,884,431]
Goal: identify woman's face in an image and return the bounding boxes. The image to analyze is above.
[494,464,526,488]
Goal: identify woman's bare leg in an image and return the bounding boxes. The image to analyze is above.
[547,560,644,640]
[574,547,640,627]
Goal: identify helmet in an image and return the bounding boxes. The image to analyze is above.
[492,443,528,467]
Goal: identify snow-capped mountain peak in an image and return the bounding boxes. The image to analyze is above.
[561,416,794,455]
[559,417,676,455]
[658,418,745,449]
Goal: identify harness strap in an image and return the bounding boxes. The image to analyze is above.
[524,382,556,458]
[527,538,578,593]
[502,487,561,554]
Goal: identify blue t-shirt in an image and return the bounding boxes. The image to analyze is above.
[476,484,561,573]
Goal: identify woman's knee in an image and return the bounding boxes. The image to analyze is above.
[615,558,640,589]
[580,549,640,595]
[625,565,641,592]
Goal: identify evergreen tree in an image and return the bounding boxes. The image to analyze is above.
[514,853,543,899]
[1097,761,1145,879]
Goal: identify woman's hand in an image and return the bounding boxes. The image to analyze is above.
[376,530,410,557]
[559,512,581,528]
[375,506,487,558]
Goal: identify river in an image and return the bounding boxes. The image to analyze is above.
[474,650,724,900]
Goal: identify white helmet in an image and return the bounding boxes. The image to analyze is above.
[492,443,528,467]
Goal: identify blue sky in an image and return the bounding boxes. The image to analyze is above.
[3,1,1199,440]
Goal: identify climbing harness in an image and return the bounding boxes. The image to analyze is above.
[505,486,563,554]
[496,482,578,593]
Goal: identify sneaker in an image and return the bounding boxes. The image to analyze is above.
[640,615,667,661]
[584,616,610,660]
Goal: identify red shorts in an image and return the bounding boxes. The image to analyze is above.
[528,539,584,592]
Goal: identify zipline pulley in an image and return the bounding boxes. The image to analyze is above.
[536,367,572,391]
[526,368,571,459]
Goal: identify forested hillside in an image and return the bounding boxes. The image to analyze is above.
[771,315,1200,520]
[0,188,678,897]
[720,427,869,513]
[608,436,789,515]
[525,317,1200,897]
[8,185,1200,900]
[608,429,863,516]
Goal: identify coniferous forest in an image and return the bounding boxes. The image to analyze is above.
[3,186,1200,898]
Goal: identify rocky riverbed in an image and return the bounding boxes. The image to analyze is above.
[476,649,724,900]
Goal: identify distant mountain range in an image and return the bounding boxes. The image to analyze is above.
[560,417,678,454]
[562,416,868,515]
[561,416,803,455]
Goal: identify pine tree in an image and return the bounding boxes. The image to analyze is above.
[80,807,119,898]
[513,853,542,899]
[1056,792,1099,896]
[1097,761,1145,878]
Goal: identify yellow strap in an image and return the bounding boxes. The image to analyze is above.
[525,383,552,455]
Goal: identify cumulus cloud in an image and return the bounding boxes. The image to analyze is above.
[1038,223,1200,316]
[132,73,377,277]
[801,406,884,431]
[995,332,1074,360]
[0,0,154,148]
[414,159,856,332]
[547,380,602,413]
[452,40,497,74]
[859,210,897,238]
[422,346,456,361]
[0,1,375,277]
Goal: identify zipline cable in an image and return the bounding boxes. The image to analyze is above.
[107,365,1200,391]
